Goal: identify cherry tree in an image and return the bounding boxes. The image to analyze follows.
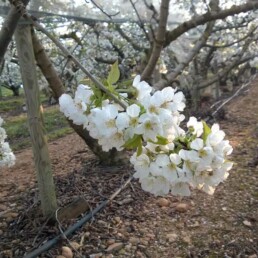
[0,0,258,216]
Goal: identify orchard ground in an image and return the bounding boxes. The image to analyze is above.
[0,80,258,257]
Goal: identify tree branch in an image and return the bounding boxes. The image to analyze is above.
[115,25,144,52]
[205,25,258,48]
[0,0,30,65]
[141,0,170,81]
[129,0,150,41]
[164,1,258,48]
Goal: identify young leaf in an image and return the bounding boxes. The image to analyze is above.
[202,121,211,142]
[156,135,169,145]
[123,134,142,149]
[107,60,120,85]
[150,135,169,145]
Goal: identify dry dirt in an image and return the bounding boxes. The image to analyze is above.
[0,80,258,258]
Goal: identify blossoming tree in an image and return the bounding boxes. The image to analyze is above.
[0,0,257,209]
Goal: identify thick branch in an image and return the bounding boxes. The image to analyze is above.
[0,0,30,64]
[31,29,65,99]
[164,1,258,48]
[141,0,170,81]
[31,28,129,165]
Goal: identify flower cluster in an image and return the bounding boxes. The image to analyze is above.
[0,117,15,168]
[59,75,233,196]
[131,118,233,196]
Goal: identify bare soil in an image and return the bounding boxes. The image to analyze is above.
[0,80,258,258]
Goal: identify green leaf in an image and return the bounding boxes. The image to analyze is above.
[151,135,169,145]
[202,121,211,142]
[123,134,142,149]
[107,60,120,85]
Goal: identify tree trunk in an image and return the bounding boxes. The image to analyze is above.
[15,24,57,218]
[31,29,129,165]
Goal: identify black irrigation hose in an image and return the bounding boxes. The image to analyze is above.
[24,176,133,258]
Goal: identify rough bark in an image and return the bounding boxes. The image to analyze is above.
[15,24,57,218]
[0,0,30,65]
[31,29,129,165]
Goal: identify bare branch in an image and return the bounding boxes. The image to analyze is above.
[89,0,120,19]
[129,0,150,41]
[141,0,170,81]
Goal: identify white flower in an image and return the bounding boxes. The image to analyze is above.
[171,91,185,112]
[116,104,141,139]
[74,84,93,111]
[0,117,15,168]
[213,139,233,157]
[161,87,175,103]
[59,94,87,125]
[140,176,170,196]
[179,149,200,176]
[59,94,75,117]
[171,182,191,196]
[89,104,119,138]
[150,153,182,183]
[98,131,125,151]
[131,152,150,180]
[0,127,7,142]
[116,112,130,131]
[132,75,152,100]
[206,124,225,147]
[187,117,203,137]
[190,138,214,171]
[134,113,163,141]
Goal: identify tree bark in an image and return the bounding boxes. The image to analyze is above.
[31,29,129,165]
[0,0,30,65]
[15,24,57,218]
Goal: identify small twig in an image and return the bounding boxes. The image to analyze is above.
[32,216,51,246]
[55,209,84,258]
[129,181,135,193]
[89,0,120,19]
